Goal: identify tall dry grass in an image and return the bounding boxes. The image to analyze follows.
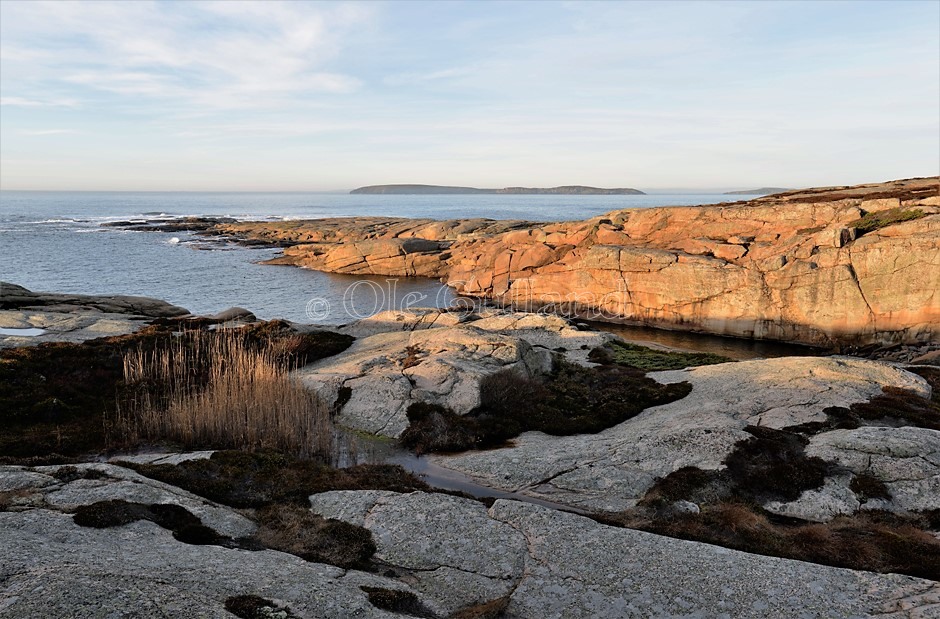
[116,329,332,458]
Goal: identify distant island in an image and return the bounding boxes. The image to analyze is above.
[351,184,645,195]
[723,187,791,195]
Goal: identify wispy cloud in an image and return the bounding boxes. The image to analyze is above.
[19,129,81,136]
[383,66,475,87]
[1,1,372,110]
[0,96,78,107]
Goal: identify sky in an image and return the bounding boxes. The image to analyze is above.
[0,0,938,192]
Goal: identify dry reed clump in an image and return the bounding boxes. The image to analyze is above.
[117,329,332,458]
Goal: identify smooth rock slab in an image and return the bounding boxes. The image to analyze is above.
[430,356,931,513]
[313,490,940,618]
[0,468,57,492]
[0,309,148,347]
[791,426,940,516]
[764,473,862,522]
[26,463,257,538]
[488,500,940,619]
[109,451,216,466]
[310,490,527,615]
[2,475,939,618]
[0,510,408,619]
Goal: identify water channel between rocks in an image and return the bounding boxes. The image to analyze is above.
[326,323,824,512]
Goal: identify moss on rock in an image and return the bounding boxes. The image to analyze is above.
[589,340,732,371]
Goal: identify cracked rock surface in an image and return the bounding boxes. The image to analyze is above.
[764,426,940,520]
[430,356,932,513]
[0,510,406,619]
[311,490,526,615]
[3,461,939,617]
[296,308,611,438]
[310,490,940,619]
[2,462,256,538]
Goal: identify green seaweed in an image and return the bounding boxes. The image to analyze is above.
[849,207,925,236]
[589,340,732,371]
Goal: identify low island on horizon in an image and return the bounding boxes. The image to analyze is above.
[350,183,646,195]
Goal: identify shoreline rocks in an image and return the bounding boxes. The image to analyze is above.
[131,176,940,347]
[0,282,191,347]
[2,285,940,616]
[0,282,190,318]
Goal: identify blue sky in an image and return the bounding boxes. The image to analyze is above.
[1,0,937,191]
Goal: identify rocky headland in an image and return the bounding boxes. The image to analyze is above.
[130,176,940,347]
[723,187,792,195]
[0,282,191,348]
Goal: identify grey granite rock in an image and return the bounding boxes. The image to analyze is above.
[0,309,150,347]
[0,468,58,492]
[206,307,257,322]
[0,510,404,619]
[298,308,609,437]
[3,465,939,618]
[0,283,191,348]
[0,282,190,317]
[310,490,526,615]
[763,473,862,522]
[429,356,931,513]
[28,463,256,538]
[313,490,940,618]
[308,489,402,525]
[767,426,940,518]
[488,499,940,619]
[109,451,216,466]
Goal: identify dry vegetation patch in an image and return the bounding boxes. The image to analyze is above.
[255,504,376,570]
[601,504,940,581]
[0,320,352,462]
[849,207,926,236]
[360,587,436,618]
[401,360,692,454]
[117,328,332,458]
[451,596,511,619]
[72,499,248,549]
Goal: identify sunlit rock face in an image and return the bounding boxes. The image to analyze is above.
[444,177,940,346]
[227,177,940,346]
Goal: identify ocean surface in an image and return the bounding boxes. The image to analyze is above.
[0,190,806,358]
